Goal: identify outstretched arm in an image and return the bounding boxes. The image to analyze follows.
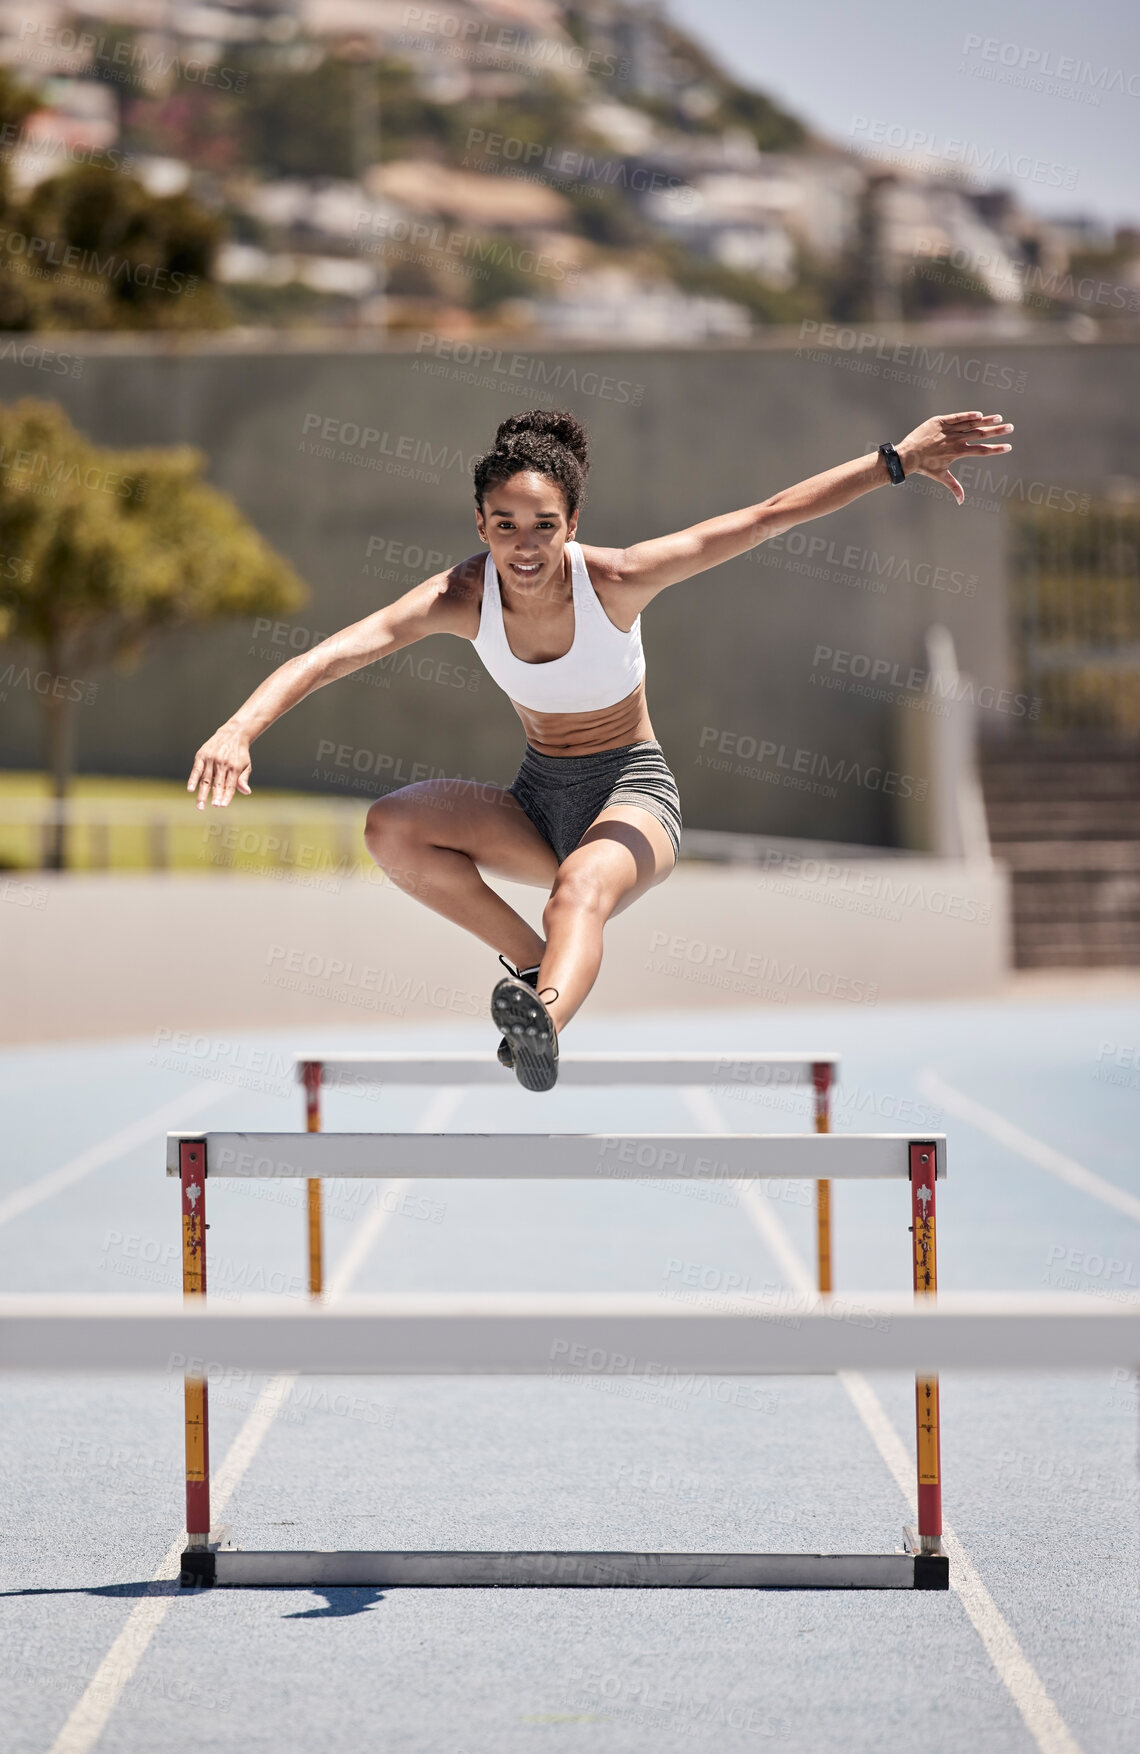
[605,411,1013,603]
[187,558,482,809]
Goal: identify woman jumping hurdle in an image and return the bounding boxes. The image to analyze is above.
[188,406,1013,1093]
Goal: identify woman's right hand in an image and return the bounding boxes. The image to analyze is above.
[188,724,253,810]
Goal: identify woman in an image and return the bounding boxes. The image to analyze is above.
[188,405,1013,1092]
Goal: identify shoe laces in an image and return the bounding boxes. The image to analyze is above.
[499,952,544,990]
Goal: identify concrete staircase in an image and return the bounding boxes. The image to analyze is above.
[980,741,1140,966]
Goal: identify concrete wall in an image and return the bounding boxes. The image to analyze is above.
[1,332,1131,843]
[0,857,1010,1045]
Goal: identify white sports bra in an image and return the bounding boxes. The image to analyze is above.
[471,541,645,713]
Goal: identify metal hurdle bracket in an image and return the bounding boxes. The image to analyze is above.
[169,1050,951,1591]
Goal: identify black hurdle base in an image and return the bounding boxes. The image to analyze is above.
[181,1546,949,1590]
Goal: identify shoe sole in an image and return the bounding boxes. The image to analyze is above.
[491,978,558,1093]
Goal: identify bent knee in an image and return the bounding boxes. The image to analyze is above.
[545,870,609,917]
[363,794,422,857]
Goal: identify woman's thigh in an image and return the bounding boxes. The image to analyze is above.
[366,777,560,888]
[558,803,677,917]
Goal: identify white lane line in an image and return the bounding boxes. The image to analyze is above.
[683,1089,1085,1754]
[0,1084,228,1230]
[44,1086,462,1754]
[917,1066,1140,1223]
[838,1373,1082,1754]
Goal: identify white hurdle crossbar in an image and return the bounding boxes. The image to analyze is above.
[295,1052,840,1297]
[168,1116,953,1590]
[6,1291,1132,1374]
[164,1131,941,1181]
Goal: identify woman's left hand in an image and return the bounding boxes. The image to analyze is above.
[896,411,1014,505]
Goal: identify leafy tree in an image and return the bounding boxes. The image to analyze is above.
[625,23,807,149]
[0,163,230,331]
[234,53,362,179]
[899,254,996,318]
[657,239,827,325]
[0,399,306,864]
[0,65,230,330]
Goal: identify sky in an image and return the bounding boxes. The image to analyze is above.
[663,0,1140,230]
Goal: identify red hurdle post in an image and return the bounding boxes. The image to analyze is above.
[302,1061,324,1299]
[910,1141,942,1552]
[812,1062,833,1294]
[180,1139,210,1550]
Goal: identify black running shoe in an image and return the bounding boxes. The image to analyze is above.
[496,958,540,1068]
[491,975,559,1093]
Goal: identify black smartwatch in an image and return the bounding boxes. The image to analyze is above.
[878,442,906,484]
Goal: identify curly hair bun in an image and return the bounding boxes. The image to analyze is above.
[473,407,591,516]
[492,409,589,470]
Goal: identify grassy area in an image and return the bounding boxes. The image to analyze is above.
[0,772,370,877]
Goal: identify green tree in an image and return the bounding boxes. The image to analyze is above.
[0,399,306,865]
[0,163,230,331]
[236,53,362,178]
[0,64,230,330]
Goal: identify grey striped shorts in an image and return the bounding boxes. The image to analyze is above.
[508,738,682,865]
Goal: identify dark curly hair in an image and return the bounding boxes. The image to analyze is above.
[473,409,590,518]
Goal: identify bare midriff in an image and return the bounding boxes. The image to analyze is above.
[510,681,655,757]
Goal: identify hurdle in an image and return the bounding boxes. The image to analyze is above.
[296,1052,839,1298]
[8,1288,1135,1594]
[166,1108,953,1590]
